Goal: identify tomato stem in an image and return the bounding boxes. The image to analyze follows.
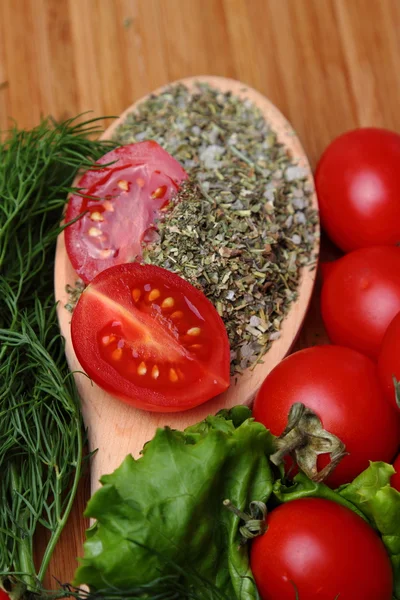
[223,499,268,544]
[270,403,348,483]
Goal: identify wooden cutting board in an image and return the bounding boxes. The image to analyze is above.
[54,75,320,494]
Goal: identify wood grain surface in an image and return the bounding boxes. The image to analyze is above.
[1,0,399,590]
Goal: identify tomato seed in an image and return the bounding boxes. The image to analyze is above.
[112,348,123,361]
[136,177,145,188]
[190,344,202,350]
[151,186,167,199]
[161,297,175,309]
[90,211,104,222]
[152,365,160,379]
[118,180,129,191]
[187,327,201,336]
[88,227,102,237]
[137,361,147,375]
[171,311,183,320]
[131,288,141,302]
[169,368,178,382]
[148,289,161,302]
[102,334,116,346]
[100,249,113,258]
[103,200,114,212]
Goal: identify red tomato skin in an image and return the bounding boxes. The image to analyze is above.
[321,246,400,359]
[0,591,8,600]
[71,263,230,412]
[319,260,337,282]
[65,141,188,284]
[253,346,400,487]
[315,128,400,252]
[378,311,400,412]
[250,498,393,600]
[392,455,400,491]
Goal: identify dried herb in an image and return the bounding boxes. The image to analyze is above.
[113,83,319,374]
[65,279,85,313]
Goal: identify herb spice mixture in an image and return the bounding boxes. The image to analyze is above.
[114,83,318,374]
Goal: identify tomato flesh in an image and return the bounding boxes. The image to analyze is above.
[253,345,400,487]
[250,498,393,600]
[65,142,188,283]
[378,311,400,411]
[315,127,400,252]
[321,246,400,359]
[71,263,230,411]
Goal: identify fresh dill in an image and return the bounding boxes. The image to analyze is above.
[0,116,115,593]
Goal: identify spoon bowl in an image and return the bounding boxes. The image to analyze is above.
[55,76,319,492]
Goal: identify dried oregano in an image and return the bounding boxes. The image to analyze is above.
[112,82,318,375]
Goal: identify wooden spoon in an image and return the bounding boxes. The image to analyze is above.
[54,76,320,494]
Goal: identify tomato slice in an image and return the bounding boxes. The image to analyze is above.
[70,263,230,412]
[65,142,188,283]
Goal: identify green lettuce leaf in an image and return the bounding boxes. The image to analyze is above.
[74,408,275,600]
[272,471,369,521]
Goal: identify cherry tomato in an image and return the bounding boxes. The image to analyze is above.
[250,498,393,600]
[253,346,400,487]
[71,263,230,412]
[65,142,188,283]
[378,311,400,411]
[315,128,400,252]
[391,454,400,491]
[321,246,400,358]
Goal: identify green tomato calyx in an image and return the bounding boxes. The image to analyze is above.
[223,499,268,545]
[270,402,348,483]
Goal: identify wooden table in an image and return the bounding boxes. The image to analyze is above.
[1,0,399,589]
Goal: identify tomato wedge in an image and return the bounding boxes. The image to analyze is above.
[70,263,230,412]
[65,142,188,283]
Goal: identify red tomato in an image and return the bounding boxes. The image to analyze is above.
[392,454,400,491]
[0,591,8,600]
[250,498,393,600]
[378,311,400,411]
[65,142,188,283]
[253,346,400,487]
[71,263,230,412]
[315,128,400,252]
[321,246,400,358]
